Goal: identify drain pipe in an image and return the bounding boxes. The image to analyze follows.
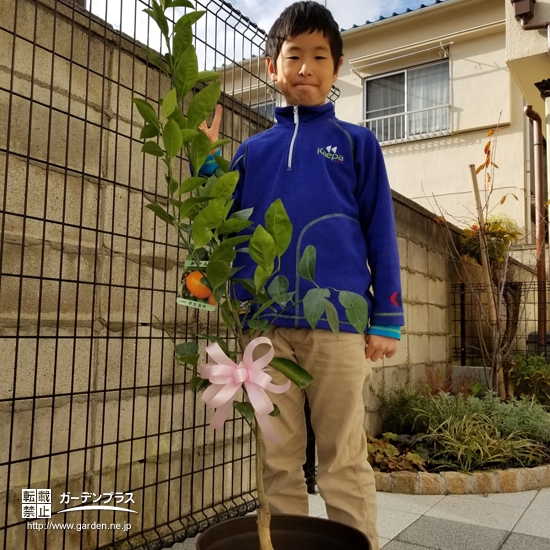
[510,0,550,55]
[524,105,547,355]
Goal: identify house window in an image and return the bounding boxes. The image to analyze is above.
[363,60,450,144]
[251,100,276,121]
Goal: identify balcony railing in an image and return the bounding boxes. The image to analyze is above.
[360,104,452,145]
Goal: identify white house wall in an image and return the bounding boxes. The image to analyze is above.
[336,0,529,235]
[506,0,550,117]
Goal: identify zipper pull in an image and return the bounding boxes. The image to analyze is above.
[288,106,299,170]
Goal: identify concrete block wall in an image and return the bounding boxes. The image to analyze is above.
[0,0,267,548]
[363,194,458,436]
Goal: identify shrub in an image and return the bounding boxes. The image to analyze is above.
[421,412,548,473]
[459,214,521,265]
[367,433,427,473]
[505,354,550,407]
[371,378,430,435]
[372,387,550,474]
[482,394,550,443]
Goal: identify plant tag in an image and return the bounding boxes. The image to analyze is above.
[177,260,216,311]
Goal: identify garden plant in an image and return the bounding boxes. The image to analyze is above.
[371,379,550,474]
[132,2,369,549]
[431,127,524,399]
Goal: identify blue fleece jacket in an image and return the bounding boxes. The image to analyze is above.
[230,102,404,333]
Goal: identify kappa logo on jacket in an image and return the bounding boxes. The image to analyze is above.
[317,145,344,163]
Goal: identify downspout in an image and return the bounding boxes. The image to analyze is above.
[519,19,550,55]
[524,105,547,355]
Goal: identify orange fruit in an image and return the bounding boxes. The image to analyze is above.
[208,294,217,306]
[185,271,212,299]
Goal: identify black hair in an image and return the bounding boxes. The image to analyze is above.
[266,1,343,72]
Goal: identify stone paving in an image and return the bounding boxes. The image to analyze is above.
[172,488,550,549]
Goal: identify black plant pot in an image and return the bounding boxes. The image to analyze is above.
[196,513,372,550]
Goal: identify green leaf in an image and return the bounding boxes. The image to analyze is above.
[189,376,210,391]
[210,244,236,265]
[212,235,251,257]
[192,197,227,247]
[143,6,169,39]
[166,175,179,195]
[303,287,330,329]
[206,260,232,290]
[192,196,226,228]
[234,401,255,423]
[219,300,236,331]
[133,98,160,129]
[174,45,199,100]
[173,24,193,65]
[161,88,178,119]
[210,235,250,263]
[173,10,206,32]
[268,275,289,298]
[269,404,281,417]
[169,107,188,129]
[164,52,174,70]
[177,176,205,195]
[298,245,316,283]
[215,153,230,173]
[338,291,368,334]
[175,341,198,356]
[197,173,217,197]
[187,81,221,129]
[145,202,174,225]
[254,265,270,292]
[324,298,340,337]
[178,354,200,368]
[249,225,277,274]
[248,319,270,332]
[216,218,253,236]
[268,276,294,306]
[189,131,214,176]
[251,298,277,320]
[179,196,212,219]
[211,171,239,199]
[270,357,313,389]
[265,199,292,257]
[180,129,199,142]
[208,137,230,150]
[234,277,257,296]
[140,124,160,139]
[142,141,164,157]
[166,0,194,8]
[163,119,183,159]
[231,208,253,221]
[197,70,221,83]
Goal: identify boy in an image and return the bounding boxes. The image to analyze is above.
[202,3,403,548]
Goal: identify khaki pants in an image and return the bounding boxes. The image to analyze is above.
[257,326,379,550]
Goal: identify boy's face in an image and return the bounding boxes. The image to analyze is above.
[267,30,343,107]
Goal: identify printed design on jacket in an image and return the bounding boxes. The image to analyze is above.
[390,291,402,307]
[317,144,344,163]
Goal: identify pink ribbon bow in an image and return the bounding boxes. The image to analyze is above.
[199,336,291,442]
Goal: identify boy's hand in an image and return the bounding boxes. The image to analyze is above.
[199,104,223,149]
[364,334,398,362]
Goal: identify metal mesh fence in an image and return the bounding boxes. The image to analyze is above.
[452,280,550,365]
[0,0,310,548]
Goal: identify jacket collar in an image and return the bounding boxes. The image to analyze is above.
[274,102,335,126]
